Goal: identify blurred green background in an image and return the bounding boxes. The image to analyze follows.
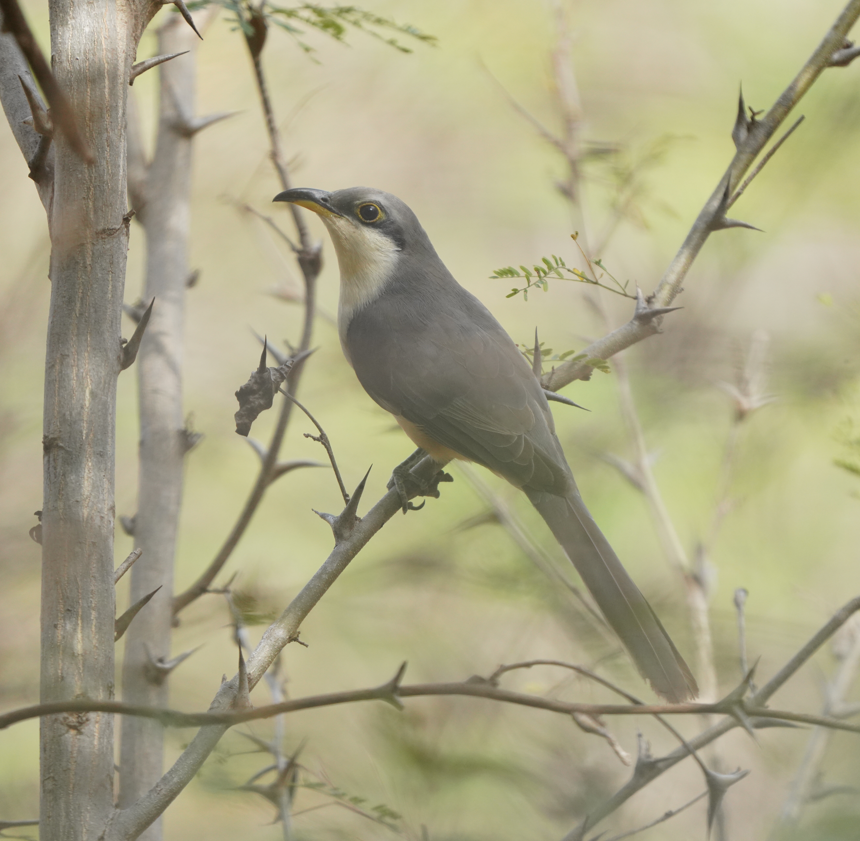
[2,0,860,838]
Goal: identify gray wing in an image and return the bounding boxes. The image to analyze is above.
[345,281,571,496]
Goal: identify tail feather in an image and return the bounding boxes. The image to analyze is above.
[527,488,698,703]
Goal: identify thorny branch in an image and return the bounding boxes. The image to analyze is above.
[5,597,860,734]
[171,13,321,617]
[0,0,92,161]
[542,0,860,392]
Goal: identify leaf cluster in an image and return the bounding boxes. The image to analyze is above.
[193,0,436,55]
[493,248,633,301]
[520,341,610,374]
[301,779,402,829]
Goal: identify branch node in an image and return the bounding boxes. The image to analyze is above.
[829,38,860,66]
[375,661,407,710]
[328,466,372,542]
[176,111,238,138]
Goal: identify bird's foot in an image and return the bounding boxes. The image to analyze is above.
[387,448,453,514]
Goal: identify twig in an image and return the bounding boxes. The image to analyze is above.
[457,465,612,636]
[172,34,321,617]
[560,594,860,839]
[0,0,92,161]
[597,791,708,841]
[543,0,860,392]
[280,389,349,505]
[734,589,750,681]
[114,548,143,584]
[727,116,805,209]
[774,615,860,829]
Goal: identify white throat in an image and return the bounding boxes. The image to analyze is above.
[321,216,401,362]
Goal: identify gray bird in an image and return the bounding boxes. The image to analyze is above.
[273,186,698,703]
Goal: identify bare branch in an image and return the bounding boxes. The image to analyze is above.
[0,24,53,206]
[114,548,143,584]
[543,0,860,392]
[282,390,349,504]
[0,0,92,161]
[727,115,805,209]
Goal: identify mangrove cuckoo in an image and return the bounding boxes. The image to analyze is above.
[273,186,698,703]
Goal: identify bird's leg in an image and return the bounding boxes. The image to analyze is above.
[387,448,453,514]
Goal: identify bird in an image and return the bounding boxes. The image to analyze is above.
[273,186,698,703]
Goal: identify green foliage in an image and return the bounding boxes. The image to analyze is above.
[493,243,633,302]
[194,0,436,55]
[300,779,402,829]
[519,341,610,375]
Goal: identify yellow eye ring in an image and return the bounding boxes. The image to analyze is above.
[356,202,383,223]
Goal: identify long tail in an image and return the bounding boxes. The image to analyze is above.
[526,488,698,702]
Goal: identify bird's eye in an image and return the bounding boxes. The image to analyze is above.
[357,203,382,223]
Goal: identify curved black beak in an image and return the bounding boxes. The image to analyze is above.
[272,187,343,218]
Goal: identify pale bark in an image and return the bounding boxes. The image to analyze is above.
[39,0,142,837]
[118,16,210,841]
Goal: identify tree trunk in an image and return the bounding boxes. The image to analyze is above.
[118,17,204,841]
[40,0,140,838]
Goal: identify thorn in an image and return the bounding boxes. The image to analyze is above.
[532,328,541,378]
[748,717,804,730]
[731,84,749,149]
[711,217,763,233]
[633,287,682,324]
[244,437,268,462]
[330,466,372,542]
[543,388,588,410]
[258,340,268,373]
[714,661,760,741]
[375,661,407,710]
[599,452,646,493]
[704,765,750,833]
[129,51,189,85]
[119,514,136,536]
[182,425,204,454]
[145,642,202,684]
[233,647,252,709]
[121,298,155,370]
[123,300,147,324]
[176,111,238,138]
[312,508,337,528]
[18,75,51,136]
[114,547,143,584]
[269,459,327,483]
[252,331,287,365]
[170,0,203,39]
[115,585,162,641]
[236,730,276,755]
